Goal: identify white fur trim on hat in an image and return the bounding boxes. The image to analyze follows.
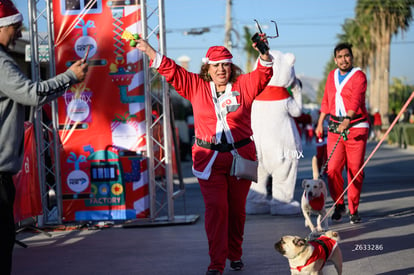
[208,58,232,64]
[201,57,232,64]
[0,12,23,27]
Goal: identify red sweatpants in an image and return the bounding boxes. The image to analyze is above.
[198,151,251,272]
[316,144,327,173]
[326,127,368,214]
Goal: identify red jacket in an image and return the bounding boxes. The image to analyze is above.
[321,68,368,124]
[156,55,273,179]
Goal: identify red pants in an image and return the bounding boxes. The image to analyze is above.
[316,144,327,173]
[198,152,251,272]
[326,127,368,214]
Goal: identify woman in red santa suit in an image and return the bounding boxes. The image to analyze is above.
[315,42,369,225]
[135,37,272,274]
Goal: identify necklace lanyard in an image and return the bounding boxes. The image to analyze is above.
[211,82,235,142]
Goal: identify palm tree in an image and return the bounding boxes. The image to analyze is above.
[318,18,371,104]
[317,58,336,103]
[242,26,257,72]
[337,17,375,105]
[355,0,414,124]
[337,18,371,72]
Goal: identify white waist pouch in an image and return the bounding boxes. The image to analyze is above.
[230,153,258,182]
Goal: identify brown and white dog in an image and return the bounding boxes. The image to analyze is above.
[275,230,342,275]
[301,156,328,233]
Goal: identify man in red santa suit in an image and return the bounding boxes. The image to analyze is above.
[135,37,272,274]
[315,42,369,225]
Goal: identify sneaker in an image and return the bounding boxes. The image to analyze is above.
[206,270,221,275]
[350,211,362,224]
[331,203,346,222]
[230,260,244,271]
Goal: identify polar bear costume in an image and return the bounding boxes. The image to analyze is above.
[247,50,303,215]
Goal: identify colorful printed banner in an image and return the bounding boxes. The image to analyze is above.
[52,0,149,221]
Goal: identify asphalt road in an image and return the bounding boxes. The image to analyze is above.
[12,141,414,275]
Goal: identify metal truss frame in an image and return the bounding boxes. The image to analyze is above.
[28,0,62,225]
[139,0,195,224]
[28,0,195,226]
[141,0,174,220]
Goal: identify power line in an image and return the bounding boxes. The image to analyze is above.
[166,40,414,51]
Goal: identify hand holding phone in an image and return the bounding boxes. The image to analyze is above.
[251,32,269,54]
[83,45,91,63]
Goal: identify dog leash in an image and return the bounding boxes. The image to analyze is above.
[306,130,347,241]
[318,130,349,179]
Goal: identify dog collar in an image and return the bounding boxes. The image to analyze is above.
[291,242,309,260]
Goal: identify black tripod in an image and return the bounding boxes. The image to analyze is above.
[15,217,52,248]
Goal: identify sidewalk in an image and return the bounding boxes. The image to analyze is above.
[12,141,414,275]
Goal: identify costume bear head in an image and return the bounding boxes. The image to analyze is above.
[268,49,297,88]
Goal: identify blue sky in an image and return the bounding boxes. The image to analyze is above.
[16,0,414,83]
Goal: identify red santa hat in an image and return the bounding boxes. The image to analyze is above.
[202,46,233,64]
[0,0,23,28]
